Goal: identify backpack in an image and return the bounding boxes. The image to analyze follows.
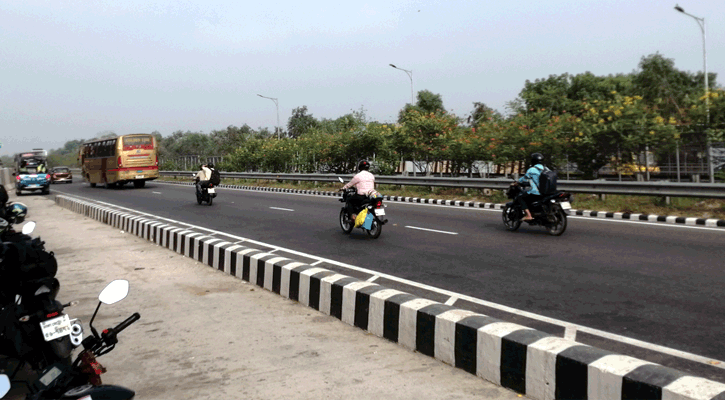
[209,168,221,186]
[535,165,558,195]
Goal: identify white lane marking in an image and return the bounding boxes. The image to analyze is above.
[366,275,380,282]
[55,192,725,370]
[405,226,458,235]
[151,181,725,233]
[270,207,294,212]
[152,191,162,194]
[310,260,325,266]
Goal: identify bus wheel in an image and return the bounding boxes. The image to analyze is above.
[90,183,96,188]
[133,180,145,188]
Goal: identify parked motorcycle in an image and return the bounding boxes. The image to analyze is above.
[8,280,139,400]
[0,222,82,373]
[337,177,388,239]
[193,175,215,206]
[501,175,572,236]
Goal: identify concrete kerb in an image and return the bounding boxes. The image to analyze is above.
[54,194,725,400]
[156,180,725,228]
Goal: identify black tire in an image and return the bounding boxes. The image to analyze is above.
[196,193,202,205]
[16,190,21,196]
[104,180,115,189]
[207,195,213,206]
[366,218,382,239]
[502,204,522,231]
[90,183,96,188]
[42,188,50,195]
[339,209,353,234]
[545,206,568,236]
[133,180,145,188]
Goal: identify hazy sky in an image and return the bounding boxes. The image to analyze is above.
[2,0,724,156]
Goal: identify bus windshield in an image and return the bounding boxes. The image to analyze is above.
[122,136,154,150]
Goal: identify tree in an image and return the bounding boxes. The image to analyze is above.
[287,106,318,138]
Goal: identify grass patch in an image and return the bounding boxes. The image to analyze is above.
[159,176,725,220]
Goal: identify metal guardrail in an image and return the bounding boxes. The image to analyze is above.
[159,171,725,199]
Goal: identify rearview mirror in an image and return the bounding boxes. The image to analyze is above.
[0,374,10,398]
[98,279,129,305]
[338,177,344,183]
[21,221,36,235]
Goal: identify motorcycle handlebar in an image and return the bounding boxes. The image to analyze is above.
[113,312,140,335]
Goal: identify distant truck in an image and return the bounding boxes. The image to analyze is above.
[13,149,51,195]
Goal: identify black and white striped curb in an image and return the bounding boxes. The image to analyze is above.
[158,180,725,229]
[55,194,725,400]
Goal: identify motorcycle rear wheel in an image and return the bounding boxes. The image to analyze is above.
[339,209,353,234]
[545,206,567,236]
[502,205,522,231]
[207,195,213,206]
[366,219,382,239]
[196,194,202,205]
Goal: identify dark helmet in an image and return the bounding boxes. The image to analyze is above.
[207,163,214,169]
[358,160,370,171]
[530,153,544,166]
[7,202,28,224]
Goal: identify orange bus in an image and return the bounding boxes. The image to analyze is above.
[79,134,159,188]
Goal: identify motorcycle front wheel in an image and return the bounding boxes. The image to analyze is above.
[196,193,202,205]
[545,205,567,236]
[339,209,353,234]
[502,205,522,231]
[366,218,382,239]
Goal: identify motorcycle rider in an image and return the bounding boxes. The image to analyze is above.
[341,160,375,220]
[516,153,546,221]
[194,164,212,197]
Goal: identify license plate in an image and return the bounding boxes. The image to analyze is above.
[135,175,144,179]
[41,314,72,341]
[27,184,40,188]
[560,201,571,210]
[375,208,385,216]
[207,188,215,194]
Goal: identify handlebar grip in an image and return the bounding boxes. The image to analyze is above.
[113,312,140,334]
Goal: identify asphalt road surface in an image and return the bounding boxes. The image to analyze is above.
[43,180,725,382]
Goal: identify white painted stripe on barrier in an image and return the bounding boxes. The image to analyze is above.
[666,216,678,223]
[319,274,348,316]
[434,309,478,366]
[184,233,203,258]
[648,215,659,222]
[587,355,652,400]
[298,267,329,307]
[477,322,532,385]
[706,219,718,227]
[249,252,274,284]
[223,245,243,274]
[368,289,406,338]
[662,376,725,400]
[235,248,258,279]
[342,281,377,326]
[263,257,288,291]
[614,212,624,219]
[398,298,439,351]
[202,238,223,265]
[685,217,699,226]
[279,262,306,298]
[212,241,231,270]
[526,336,580,400]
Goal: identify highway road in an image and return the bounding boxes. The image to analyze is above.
[43,180,725,382]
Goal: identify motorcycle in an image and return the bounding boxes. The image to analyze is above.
[193,175,216,206]
[501,175,572,236]
[337,177,388,239]
[8,280,139,400]
[0,222,82,373]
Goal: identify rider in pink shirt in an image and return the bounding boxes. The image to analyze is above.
[341,161,375,218]
[342,161,375,195]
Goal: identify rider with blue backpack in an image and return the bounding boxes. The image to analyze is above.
[517,153,554,221]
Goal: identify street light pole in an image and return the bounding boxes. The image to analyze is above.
[389,64,414,104]
[257,94,280,139]
[675,4,713,182]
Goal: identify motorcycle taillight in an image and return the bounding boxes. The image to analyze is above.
[376,201,382,208]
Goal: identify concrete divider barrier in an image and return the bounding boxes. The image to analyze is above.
[54,194,725,400]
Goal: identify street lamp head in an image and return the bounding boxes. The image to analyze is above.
[674,4,684,12]
[389,64,397,68]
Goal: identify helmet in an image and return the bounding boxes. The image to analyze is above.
[358,160,370,171]
[530,153,544,166]
[207,163,214,169]
[7,203,28,224]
